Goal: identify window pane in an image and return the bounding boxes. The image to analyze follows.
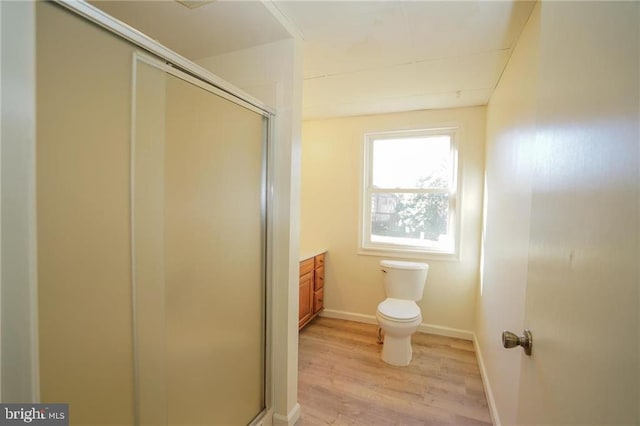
[370,192,451,249]
[372,136,451,189]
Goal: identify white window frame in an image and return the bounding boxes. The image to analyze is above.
[359,127,462,260]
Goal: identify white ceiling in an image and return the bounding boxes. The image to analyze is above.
[89,1,291,59]
[90,0,536,120]
[272,1,536,119]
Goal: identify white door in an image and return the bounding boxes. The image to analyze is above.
[516,2,639,424]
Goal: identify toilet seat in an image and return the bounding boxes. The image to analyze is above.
[377,298,420,323]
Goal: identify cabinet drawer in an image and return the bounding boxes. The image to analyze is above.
[313,288,324,313]
[314,253,325,269]
[299,258,314,276]
[314,266,324,291]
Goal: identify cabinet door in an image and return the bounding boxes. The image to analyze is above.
[298,271,314,328]
[313,288,324,314]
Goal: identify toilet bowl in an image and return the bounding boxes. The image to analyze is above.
[376,298,422,366]
[376,260,429,366]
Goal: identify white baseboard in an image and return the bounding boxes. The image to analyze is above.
[320,309,378,325]
[417,323,473,341]
[473,334,501,426]
[320,309,473,341]
[272,403,300,426]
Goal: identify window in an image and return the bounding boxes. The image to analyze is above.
[361,128,460,257]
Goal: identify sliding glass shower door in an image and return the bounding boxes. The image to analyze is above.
[36,3,268,424]
[133,56,267,425]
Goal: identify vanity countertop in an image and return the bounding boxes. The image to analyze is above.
[299,249,327,262]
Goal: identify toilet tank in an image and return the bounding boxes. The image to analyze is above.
[380,260,429,301]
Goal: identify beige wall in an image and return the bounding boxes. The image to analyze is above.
[301,107,485,334]
[197,40,289,110]
[475,4,539,424]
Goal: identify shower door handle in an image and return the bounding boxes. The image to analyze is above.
[502,329,533,356]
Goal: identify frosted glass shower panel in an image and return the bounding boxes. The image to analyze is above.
[133,57,266,426]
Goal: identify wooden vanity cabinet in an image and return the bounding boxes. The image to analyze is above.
[299,252,326,330]
[298,258,314,328]
[313,254,324,313]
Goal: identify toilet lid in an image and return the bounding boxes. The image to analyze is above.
[377,298,421,322]
[380,260,429,271]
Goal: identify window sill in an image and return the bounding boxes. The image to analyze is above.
[357,247,460,262]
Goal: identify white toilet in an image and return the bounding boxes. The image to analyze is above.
[376,260,429,366]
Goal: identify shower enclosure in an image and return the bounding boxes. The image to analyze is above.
[36,2,270,424]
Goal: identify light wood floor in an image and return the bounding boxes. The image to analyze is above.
[297,317,492,426]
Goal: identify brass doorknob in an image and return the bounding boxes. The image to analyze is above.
[502,329,533,356]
